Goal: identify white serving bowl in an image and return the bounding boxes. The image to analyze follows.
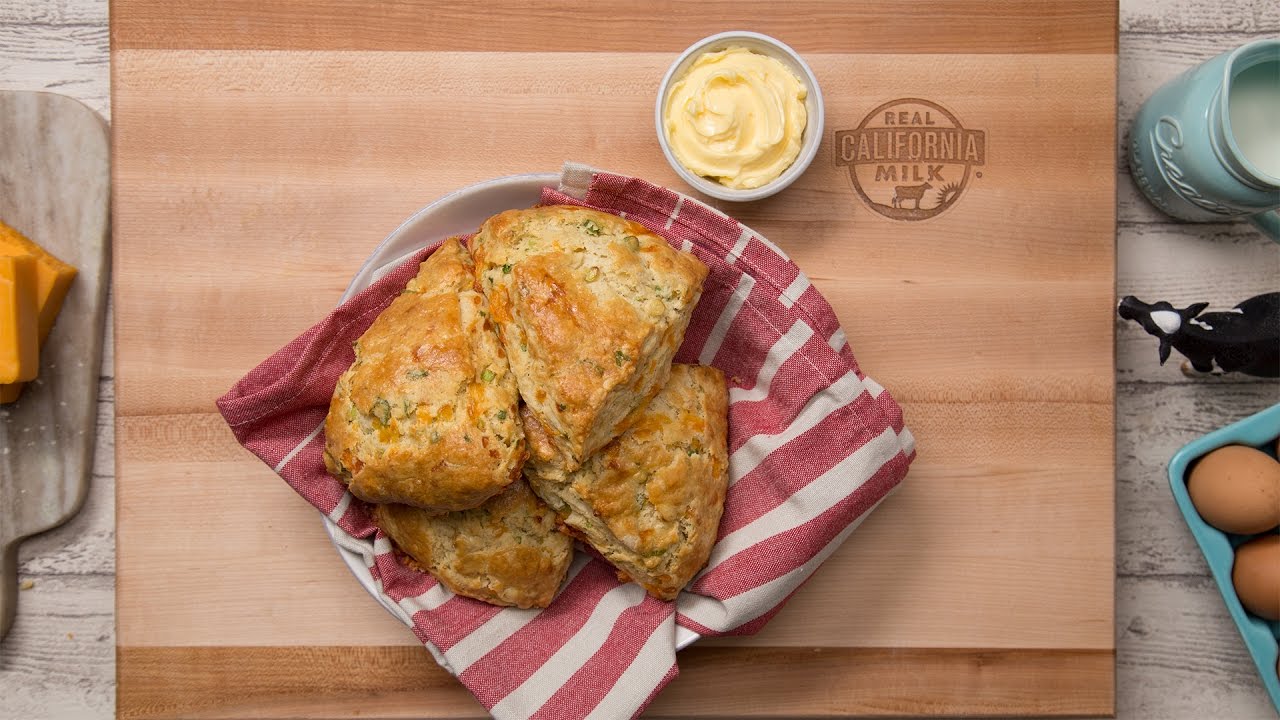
[655,31,825,202]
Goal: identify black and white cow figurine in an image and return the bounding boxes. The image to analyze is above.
[1117,293,1280,378]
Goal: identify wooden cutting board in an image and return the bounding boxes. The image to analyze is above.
[112,1,1117,717]
[0,90,110,642]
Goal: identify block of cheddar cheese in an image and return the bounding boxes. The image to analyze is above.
[0,220,78,402]
[0,253,39,384]
[0,219,77,342]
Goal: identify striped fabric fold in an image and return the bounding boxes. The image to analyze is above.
[216,163,914,720]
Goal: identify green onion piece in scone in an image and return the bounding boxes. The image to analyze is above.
[371,398,391,425]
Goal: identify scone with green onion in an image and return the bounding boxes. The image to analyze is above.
[524,364,729,601]
[324,237,525,512]
[373,479,573,608]
[471,206,707,472]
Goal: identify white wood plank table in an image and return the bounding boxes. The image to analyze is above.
[0,0,1276,717]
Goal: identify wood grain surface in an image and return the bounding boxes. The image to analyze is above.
[109,0,1118,717]
[110,0,1115,54]
[117,646,1114,719]
[0,0,1278,718]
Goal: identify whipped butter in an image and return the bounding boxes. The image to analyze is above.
[663,47,808,190]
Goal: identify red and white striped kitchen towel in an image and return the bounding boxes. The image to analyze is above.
[217,163,915,720]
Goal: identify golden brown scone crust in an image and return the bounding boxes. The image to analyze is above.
[372,480,574,609]
[471,206,708,471]
[324,238,525,512]
[524,364,729,601]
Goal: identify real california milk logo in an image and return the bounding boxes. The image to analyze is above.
[834,98,987,221]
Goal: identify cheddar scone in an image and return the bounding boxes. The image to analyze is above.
[471,206,707,472]
[524,364,729,601]
[372,479,574,609]
[324,238,525,512]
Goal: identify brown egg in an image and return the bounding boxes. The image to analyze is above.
[1187,445,1280,535]
[1233,535,1280,620]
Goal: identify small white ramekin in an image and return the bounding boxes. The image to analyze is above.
[655,31,825,202]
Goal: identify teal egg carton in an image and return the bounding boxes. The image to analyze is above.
[1168,402,1280,716]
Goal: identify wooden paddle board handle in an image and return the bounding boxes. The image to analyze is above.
[0,540,16,641]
